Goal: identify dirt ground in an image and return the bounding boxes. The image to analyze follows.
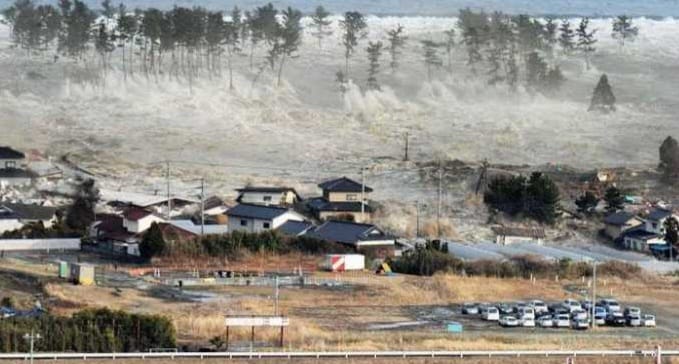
[3,253,679,352]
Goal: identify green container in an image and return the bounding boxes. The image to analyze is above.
[59,261,69,279]
[446,322,463,333]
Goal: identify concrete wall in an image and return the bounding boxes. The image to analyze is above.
[0,238,81,251]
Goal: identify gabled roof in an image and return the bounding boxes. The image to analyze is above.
[0,147,25,159]
[277,220,314,236]
[203,196,226,211]
[604,211,640,226]
[236,186,299,194]
[168,220,229,236]
[623,229,663,241]
[306,220,393,245]
[318,177,372,193]
[123,208,154,221]
[226,203,291,220]
[307,198,374,213]
[0,203,57,220]
[647,208,673,221]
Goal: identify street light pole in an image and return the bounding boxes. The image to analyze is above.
[23,330,41,364]
[591,261,597,329]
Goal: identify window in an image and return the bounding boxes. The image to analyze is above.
[263,196,272,202]
[5,161,16,169]
[240,219,248,226]
[652,223,658,229]
[346,194,358,201]
[263,222,271,229]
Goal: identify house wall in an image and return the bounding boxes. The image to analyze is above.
[605,220,642,240]
[125,215,165,234]
[0,158,25,169]
[239,192,285,205]
[623,236,666,252]
[325,191,369,202]
[228,211,304,234]
[646,215,679,235]
[319,210,371,223]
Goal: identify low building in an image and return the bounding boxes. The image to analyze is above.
[644,208,678,235]
[0,168,36,187]
[227,203,305,234]
[492,226,546,245]
[0,203,58,233]
[308,177,374,223]
[603,212,644,240]
[122,208,166,234]
[622,229,666,252]
[235,187,301,206]
[305,220,395,257]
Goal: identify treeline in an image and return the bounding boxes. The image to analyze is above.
[390,241,641,279]
[1,1,641,94]
[483,172,560,224]
[140,225,354,260]
[0,308,175,353]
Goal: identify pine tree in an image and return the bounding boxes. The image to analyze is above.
[603,186,624,213]
[224,8,241,90]
[463,27,483,74]
[525,172,560,224]
[386,24,406,71]
[544,17,558,57]
[576,17,597,70]
[275,7,303,87]
[339,11,367,77]
[659,136,679,183]
[575,191,599,214]
[421,40,442,82]
[310,5,332,49]
[443,28,455,73]
[366,40,383,90]
[139,222,166,260]
[558,19,575,54]
[100,0,114,18]
[589,74,616,112]
[525,51,547,89]
[612,15,639,47]
[664,217,679,258]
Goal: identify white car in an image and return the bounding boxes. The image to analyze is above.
[537,316,554,328]
[642,314,656,327]
[517,306,535,320]
[571,318,589,330]
[624,307,641,317]
[553,314,571,328]
[571,309,588,321]
[563,299,582,313]
[499,316,519,327]
[482,307,500,321]
[599,299,621,313]
[521,317,536,327]
[627,314,642,327]
[529,300,549,314]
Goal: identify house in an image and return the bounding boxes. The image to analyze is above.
[622,229,666,252]
[644,208,678,235]
[0,146,26,169]
[492,226,546,245]
[203,196,229,216]
[603,211,644,240]
[0,203,58,233]
[122,208,166,234]
[235,187,301,206]
[305,220,395,257]
[227,203,305,234]
[99,189,199,217]
[276,220,314,237]
[308,177,374,222]
[0,168,36,187]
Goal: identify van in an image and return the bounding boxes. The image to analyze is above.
[599,299,621,313]
[517,306,535,320]
[482,307,500,321]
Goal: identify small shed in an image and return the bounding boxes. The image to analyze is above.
[446,321,463,333]
[322,254,365,272]
[58,261,69,279]
[70,263,95,285]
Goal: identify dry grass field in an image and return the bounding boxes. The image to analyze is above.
[0,358,676,364]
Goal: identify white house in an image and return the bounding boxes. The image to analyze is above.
[622,229,666,252]
[122,208,166,234]
[235,187,301,206]
[645,208,678,235]
[304,220,396,258]
[227,203,305,233]
[0,169,35,188]
[603,212,644,240]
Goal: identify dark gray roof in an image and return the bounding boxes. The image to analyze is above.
[277,220,314,236]
[604,211,638,226]
[0,203,57,220]
[227,203,290,220]
[318,177,372,193]
[203,196,225,211]
[305,220,394,245]
[307,198,374,213]
[648,208,673,221]
[236,186,298,194]
[0,168,36,178]
[0,147,25,159]
[623,229,662,241]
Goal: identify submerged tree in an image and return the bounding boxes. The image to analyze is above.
[421,40,442,82]
[603,186,624,213]
[386,24,406,71]
[575,191,599,214]
[339,11,367,77]
[274,7,303,87]
[443,27,456,73]
[589,74,616,112]
[612,15,639,47]
[576,17,597,70]
[544,17,558,57]
[310,5,332,49]
[659,136,679,183]
[365,41,383,90]
[558,19,575,54]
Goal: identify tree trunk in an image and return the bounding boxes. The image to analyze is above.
[277,54,286,87]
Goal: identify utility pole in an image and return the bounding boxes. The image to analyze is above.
[437,162,443,238]
[591,261,597,329]
[23,330,41,364]
[274,275,280,316]
[166,161,172,221]
[415,200,420,238]
[360,168,366,222]
[200,178,205,237]
[403,132,409,162]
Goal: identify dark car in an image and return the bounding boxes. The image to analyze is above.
[606,312,625,326]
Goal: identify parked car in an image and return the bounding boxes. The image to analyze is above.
[593,307,607,326]
[529,300,549,314]
[462,303,479,315]
[482,307,500,321]
[599,299,621,313]
[624,307,641,317]
[563,299,582,313]
[553,314,571,328]
[517,306,535,320]
[521,317,536,327]
[642,314,656,327]
[537,316,554,328]
[571,309,588,321]
[498,303,514,315]
[626,314,642,327]
[499,316,519,327]
[581,300,593,311]
[606,311,626,326]
[571,318,589,330]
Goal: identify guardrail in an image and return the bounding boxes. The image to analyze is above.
[0,349,676,361]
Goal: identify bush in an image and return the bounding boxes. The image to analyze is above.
[389,242,464,276]
[597,261,641,279]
